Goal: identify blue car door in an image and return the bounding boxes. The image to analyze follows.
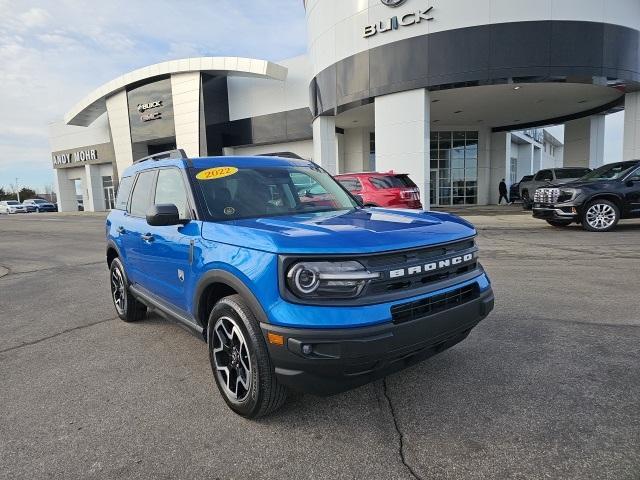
[136,167,198,313]
[124,169,158,285]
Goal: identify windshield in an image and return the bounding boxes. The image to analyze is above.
[6,201,19,205]
[556,168,591,179]
[32,199,46,204]
[579,163,638,182]
[193,164,359,221]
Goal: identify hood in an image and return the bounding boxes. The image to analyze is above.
[201,208,476,255]
[549,179,619,190]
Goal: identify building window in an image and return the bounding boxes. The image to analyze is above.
[369,132,375,171]
[510,158,518,185]
[429,131,478,206]
[102,175,116,210]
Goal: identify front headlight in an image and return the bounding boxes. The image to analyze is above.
[286,261,380,299]
[557,188,580,203]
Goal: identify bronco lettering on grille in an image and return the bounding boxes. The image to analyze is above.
[388,253,474,279]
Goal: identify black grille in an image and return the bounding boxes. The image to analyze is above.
[359,239,478,296]
[391,284,479,324]
[363,239,474,269]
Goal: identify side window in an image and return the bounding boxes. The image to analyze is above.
[629,167,640,181]
[115,176,134,211]
[155,169,190,219]
[129,170,156,217]
[338,178,362,192]
[535,170,552,182]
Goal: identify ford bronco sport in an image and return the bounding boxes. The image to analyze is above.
[106,150,494,418]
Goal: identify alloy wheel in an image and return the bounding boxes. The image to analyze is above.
[212,316,252,401]
[586,203,616,230]
[110,267,127,315]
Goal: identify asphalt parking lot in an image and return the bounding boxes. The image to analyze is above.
[1,211,639,480]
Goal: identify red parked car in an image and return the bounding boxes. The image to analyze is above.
[335,172,422,209]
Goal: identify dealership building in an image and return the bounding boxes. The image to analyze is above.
[49,0,640,211]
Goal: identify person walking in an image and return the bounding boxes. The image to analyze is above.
[498,179,509,205]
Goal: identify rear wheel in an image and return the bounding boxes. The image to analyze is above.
[109,257,146,322]
[582,200,620,232]
[208,295,287,418]
[546,220,572,227]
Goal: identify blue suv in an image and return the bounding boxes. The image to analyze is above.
[106,150,494,418]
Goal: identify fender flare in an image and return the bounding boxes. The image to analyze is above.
[585,192,625,208]
[193,269,270,328]
[106,240,122,265]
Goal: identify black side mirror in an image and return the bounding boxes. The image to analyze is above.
[146,204,184,226]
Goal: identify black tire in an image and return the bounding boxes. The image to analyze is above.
[521,191,532,210]
[207,295,287,418]
[581,199,620,232]
[109,257,146,322]
[546,220,572,227]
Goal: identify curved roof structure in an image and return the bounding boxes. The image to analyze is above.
[65,57,288,127]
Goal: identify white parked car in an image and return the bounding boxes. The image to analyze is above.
[0,200,27,214]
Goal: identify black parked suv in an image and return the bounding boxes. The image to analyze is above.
[532,160,640,231]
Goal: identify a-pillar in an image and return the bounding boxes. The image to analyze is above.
[623,92,640,161]
[564,116,605,169]
[375,89,430,209]
[312,115,337,174]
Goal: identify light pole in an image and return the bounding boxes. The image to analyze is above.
[15,178,20,203]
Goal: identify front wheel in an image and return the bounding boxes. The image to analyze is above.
[546,220,572,227]
[582,200,620,232]
[521,191,532,210]
[208,295,287,418]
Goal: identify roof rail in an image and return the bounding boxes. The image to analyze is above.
[134,149,188,164]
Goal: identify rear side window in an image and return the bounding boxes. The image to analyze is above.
[129,171,156,217]
[535,170,553,182]
[115,177,134,211]
[370,175,416,189]
[337,178,362,192]
[155,169,190,219]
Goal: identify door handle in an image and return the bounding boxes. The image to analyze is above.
[141,233,154,243]
[116,226,126,234]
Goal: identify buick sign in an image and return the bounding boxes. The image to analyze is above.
[137,100,163,113]
[364,6,433,38]
[382,0,407,6]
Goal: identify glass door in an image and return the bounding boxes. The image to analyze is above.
[429,168,439,207]
[104,187,116,210]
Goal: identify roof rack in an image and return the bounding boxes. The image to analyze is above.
[134,149,188,164]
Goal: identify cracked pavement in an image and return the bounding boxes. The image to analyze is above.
[0,211,639,479]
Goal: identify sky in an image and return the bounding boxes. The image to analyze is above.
[0,1,628,193]
[0,0,307,192]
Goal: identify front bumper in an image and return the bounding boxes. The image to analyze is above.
[532,203,579,221]
[261,286,494,395]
